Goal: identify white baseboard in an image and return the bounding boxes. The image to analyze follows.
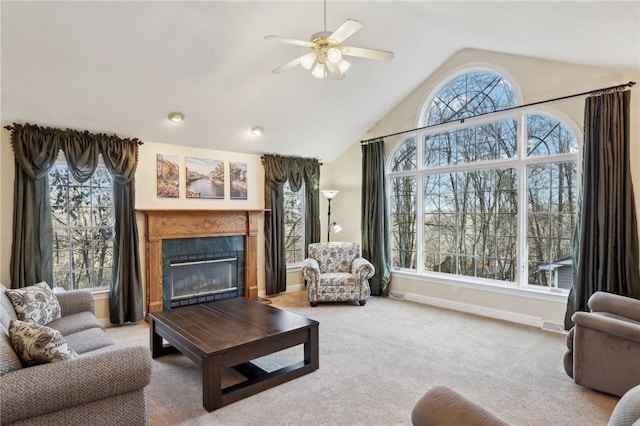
[403,292,544,328]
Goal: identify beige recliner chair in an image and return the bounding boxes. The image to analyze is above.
[411,384,640,426]
[563,291,640,397]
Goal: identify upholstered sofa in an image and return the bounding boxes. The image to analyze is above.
[563,291,640,396]
[0,283,151,425]
[302,242,374,307]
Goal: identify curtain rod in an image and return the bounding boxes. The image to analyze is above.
[360,80,636,144]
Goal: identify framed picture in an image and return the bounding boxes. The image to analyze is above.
[230,161,248,200]
[185,157,225,199]
[156,154,179,198]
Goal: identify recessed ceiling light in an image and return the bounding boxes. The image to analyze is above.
[250,126,264,136]
[168,112,184,122]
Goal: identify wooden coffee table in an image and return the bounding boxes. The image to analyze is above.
[148,297,319,411]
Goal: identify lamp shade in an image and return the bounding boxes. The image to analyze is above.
[321,190,339,199]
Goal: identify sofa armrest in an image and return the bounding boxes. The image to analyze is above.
[56,289,95,316]
[572,311,640,343]
[0,345,151,425]
[302,258,320,284]
[588,291,640,323]
[352,258,375,281]
[411,386,509,426]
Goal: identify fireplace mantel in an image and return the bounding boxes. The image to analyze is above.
[138,209,263,314]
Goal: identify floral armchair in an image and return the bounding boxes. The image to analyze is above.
[302,242,375,307]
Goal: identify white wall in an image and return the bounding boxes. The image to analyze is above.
[326,48,640,329]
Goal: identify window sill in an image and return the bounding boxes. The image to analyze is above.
[392,269,569,304]
[287,263,303,272]
[91,289,110,300]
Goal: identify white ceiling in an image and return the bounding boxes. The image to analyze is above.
[2,1,639,162]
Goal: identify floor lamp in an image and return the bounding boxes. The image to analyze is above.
[321,190,341,242]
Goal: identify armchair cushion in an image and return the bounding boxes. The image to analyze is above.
[5,282,61,325]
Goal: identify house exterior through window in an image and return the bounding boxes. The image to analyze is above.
[49,155,114,291]
[388,70,579,292]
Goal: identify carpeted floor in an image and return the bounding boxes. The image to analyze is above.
[106,291,618,426]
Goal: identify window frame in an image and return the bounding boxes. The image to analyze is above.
[387,68,582,296]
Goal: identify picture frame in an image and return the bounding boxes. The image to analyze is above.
[156,154,180,198]
[185,157,225,199]
[230,161,248,200]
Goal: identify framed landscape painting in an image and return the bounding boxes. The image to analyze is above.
[186,157,225,199]
[230,161,248,200]
[156,154,179,198]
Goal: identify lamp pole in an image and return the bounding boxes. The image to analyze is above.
[326,197,332,242]
[321,190,339,242]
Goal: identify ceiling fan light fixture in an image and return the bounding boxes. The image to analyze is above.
[311,62,326,78]
[300,52,317,70]
[327,47,342,64]
[337,58,351,74]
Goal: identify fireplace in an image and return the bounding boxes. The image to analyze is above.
[139,209,262,314]
[169,252,238,303]
[162,236,244,310]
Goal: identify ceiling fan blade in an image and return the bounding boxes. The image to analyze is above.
[328,19,363,43]
[264,35,314,48]
[342,46,394,61]
[271,56,304,74]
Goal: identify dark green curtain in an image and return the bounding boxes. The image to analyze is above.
[262,154,320,295]
[10,127,61,287]
[564,90,640,329]
[7,123,144,324]
[361,139,391,296]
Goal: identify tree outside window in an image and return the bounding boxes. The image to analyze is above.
[283,181,305,264]
[49,156,114,291]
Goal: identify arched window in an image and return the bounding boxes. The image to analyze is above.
[388,70,579,291]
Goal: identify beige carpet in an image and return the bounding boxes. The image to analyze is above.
[106,292,618,426]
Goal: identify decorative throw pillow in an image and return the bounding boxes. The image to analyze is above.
[8,320,78,366]
[6,282,62,325]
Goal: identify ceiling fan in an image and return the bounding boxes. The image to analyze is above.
[265,1,394,80]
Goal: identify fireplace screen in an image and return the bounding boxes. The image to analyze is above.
[170,253,238,301]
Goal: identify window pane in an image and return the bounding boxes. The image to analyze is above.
[527,115,578,157]
[424,120,517,167]
[425,71,517,125]
[391,176,416,269]
[283,181,305,264]
[527,161,577,288]
[49,158,113,291]
[423,169,517,282]
[391,137,417,172]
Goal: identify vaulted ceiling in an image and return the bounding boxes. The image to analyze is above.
[2,1,638,162]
